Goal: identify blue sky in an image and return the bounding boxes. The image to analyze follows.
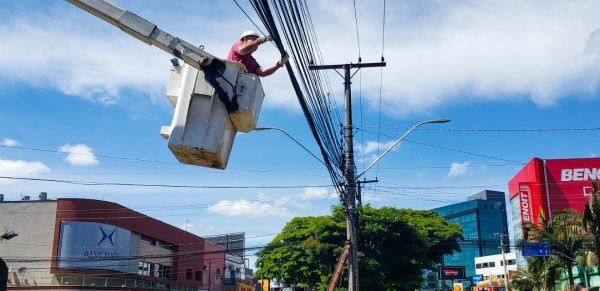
[1,0,600,266]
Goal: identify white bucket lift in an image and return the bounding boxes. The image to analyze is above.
[216,62,266,133]
[67,0,266,169]
[161,61,265,169]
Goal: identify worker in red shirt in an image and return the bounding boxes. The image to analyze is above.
[226,30,289,77]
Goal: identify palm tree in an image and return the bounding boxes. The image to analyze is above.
[583,182,600,265]
[525,209,589,288]
[510,256,561,291]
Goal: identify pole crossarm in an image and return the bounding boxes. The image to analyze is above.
[309,62,386,70]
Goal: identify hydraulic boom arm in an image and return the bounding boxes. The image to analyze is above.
[67,0,223,71]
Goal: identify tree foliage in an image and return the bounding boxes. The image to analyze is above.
[255,205,462,290]
[510,257,561,291]
[525,209,590,288]
[583,182,600,266]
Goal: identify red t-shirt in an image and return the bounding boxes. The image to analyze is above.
[226,40,261,74]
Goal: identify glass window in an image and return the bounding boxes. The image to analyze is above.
[156,240,174,250]
[141,235,155,245]
[476,263,481,269]
[508,259,516,265]
[158,265,171,279]
[186,269,193,280]
[138,261,150,276]
[195,271,202,281]
[489,262,495,267]
[482,262,489,268]
[500,261,504,266]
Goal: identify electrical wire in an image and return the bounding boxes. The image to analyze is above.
[249,0,346,204]
[0,176,332,189]
[0,144,175,164]
[357,128,524,164]
[232,0,269,37]
[352,0,361,61]
[0,142,333,177]
[358,126,600,132]
[374,0,387,200]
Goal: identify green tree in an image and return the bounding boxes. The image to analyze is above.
[583,182,600,265]
[398,209,463,268]
[525,209,589,288]
[255,205,462,290]
[510,257,560,291]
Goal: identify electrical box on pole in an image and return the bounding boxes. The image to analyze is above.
[67,0,266,169]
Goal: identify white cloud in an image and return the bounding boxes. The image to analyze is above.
[312,0,600,115]
[447,161,471,177]
[58,144,99,166]
[4,1,599,116]
[300,187,338,200]
[1,138,20,147]
[0,2,293,111]
[207,187,337,217]
[356,140,397,164]
[207,199,290,217]
[590,152,598,158]
[0,157,50,183]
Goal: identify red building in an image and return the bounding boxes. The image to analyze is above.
[508,157,600,238]
[0,198,226,290]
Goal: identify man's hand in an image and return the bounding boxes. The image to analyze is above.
[277,53,290,67]
[259,35,273,44]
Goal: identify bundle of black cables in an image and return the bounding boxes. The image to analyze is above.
[250,0,346,199]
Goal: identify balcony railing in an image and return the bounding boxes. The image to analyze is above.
[8,275,199,291]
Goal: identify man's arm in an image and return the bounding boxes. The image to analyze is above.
[237,39,261,55]
[256,63,283,77]
[237,36,270,55]
[256,53,289,77]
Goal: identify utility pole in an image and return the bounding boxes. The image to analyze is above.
[496,233,509,290]
[309,61,385,291]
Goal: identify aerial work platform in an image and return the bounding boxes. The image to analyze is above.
[68,0,266,169]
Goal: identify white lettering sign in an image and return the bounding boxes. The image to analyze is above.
[58,221,136,273]
[561,168,598,181]
[519,185,532,223]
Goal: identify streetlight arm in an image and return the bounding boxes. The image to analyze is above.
[356,119,450,179]
[254,127,327,167]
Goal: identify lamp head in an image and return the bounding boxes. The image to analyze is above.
[430,119,450,124]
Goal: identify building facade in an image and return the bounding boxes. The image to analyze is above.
[509,157,600,272]
[433,190,510,286]
[508,157,600,241]
[0,197,227,290]
[474,253,517,288]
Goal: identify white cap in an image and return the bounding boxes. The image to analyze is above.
[240,30,260,39]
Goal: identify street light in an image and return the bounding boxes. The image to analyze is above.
[356,119,450,179]
[254,127,327,167]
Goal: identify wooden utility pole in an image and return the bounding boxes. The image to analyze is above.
[309,61,385,291]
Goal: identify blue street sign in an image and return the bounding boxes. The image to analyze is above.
[522,242,550,257]
[473,274,483,282]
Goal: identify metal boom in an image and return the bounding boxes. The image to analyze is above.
[67,0,222,71]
